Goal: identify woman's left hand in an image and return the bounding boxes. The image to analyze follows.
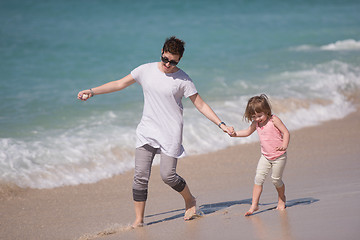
[222,125,235,136]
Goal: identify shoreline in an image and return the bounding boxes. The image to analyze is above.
[1,107,360,240]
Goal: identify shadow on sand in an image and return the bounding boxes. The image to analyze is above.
[250,197,320,216]
[145,197,319,226]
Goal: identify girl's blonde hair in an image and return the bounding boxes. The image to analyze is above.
[243,94,272,122]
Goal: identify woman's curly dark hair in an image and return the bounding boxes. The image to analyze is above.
[162,36,185,58]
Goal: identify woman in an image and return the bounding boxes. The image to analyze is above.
[78,36,234,227]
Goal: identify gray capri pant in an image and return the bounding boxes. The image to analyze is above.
[132,144,186,202]
[254,153,287,188]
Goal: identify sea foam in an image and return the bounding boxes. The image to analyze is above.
[291,39,360,52]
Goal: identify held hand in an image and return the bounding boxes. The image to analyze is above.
[222,125,235,136]
[229,130,237,137]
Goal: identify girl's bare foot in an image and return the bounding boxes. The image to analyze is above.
[275,185,286,210]
[244,205,259,216]
[184,197,197,220]
[276,200,286,210]
[276,193,286,210]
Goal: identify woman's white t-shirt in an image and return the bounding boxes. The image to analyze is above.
[131,62,198,158]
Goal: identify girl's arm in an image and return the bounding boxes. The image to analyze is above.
[189,93,234,135]
[272,115,290,151]
[77,74,136,100]
[231,121,256,137]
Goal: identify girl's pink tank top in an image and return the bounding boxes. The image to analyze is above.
[256,115,286,160]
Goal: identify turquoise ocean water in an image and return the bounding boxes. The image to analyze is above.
[1,0,360,189]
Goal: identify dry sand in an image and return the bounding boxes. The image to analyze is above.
[1,108,360,240]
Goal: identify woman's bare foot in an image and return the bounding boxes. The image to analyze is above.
[184,197,197,220]
[131,219,144,229]
[132,201,145,229]
[244,205,259,216]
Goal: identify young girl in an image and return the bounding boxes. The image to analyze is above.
[231,94,290,216]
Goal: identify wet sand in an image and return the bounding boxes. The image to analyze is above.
[1,108,360,240]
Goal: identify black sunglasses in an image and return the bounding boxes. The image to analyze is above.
[161,56,179,66]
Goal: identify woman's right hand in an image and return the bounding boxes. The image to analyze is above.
[77,89,93,101]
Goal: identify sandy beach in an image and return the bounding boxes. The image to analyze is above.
[1,107,360,240]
